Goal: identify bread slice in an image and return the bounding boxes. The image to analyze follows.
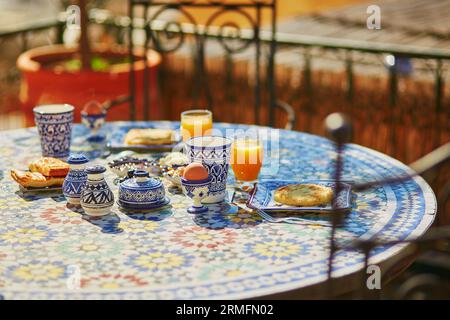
[124,128,174,145]
[29,157,69,177]
[11,169,65,188]
[274,183,334,207]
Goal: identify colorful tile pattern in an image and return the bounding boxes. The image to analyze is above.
[0,122,436,299]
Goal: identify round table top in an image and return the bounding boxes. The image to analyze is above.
[0,121,436,299]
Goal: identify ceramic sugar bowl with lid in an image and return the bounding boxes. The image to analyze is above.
[118,170,169,211]
[80,165,114,216]
[63,153,89,205]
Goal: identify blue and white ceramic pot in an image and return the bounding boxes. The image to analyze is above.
[181,177,211,214]
[186,136,232,203]
[81,110,107,143]
[118,170,169,211]
[63,154,89,205]
[80,165,114,216]
[33,104,74,159]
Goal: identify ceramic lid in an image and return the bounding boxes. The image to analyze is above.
[67,154,89,165]
[85,165,106,174]
[120,170,163,191]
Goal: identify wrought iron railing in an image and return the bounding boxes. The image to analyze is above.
[2,6,449,118]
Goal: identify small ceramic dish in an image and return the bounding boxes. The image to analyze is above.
[162,165,185,188]
[247,179,352,213]
[158,152,189,168]
[181,177,211,214]
[108,157,158,178]
[158,152,189,187]
[118,170,170,211]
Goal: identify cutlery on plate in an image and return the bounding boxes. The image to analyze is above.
[232,201,335,227]
[254,208,336,227]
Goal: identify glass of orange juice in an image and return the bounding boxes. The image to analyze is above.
[180,109,213,142]
[231,137,263,190]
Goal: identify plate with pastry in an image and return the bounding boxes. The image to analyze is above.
[158,152,189,169]
[109,125,181,151]
[158,152,189,188]
[163,166,185,188]
[247,180,352,213]
[11,157,69,193]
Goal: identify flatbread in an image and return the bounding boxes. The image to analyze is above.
[124,128,174,145]
[11,169,65,188]
[274,183,333,207]
[29,157,69,177]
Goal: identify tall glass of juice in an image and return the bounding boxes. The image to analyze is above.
[180,109,213,142]
[231,138,263,190]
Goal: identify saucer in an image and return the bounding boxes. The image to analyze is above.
[117,197,171,212]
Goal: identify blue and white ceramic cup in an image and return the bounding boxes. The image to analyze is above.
[81,110,107,143]
[186,136,232,203]
[34,104,74,159]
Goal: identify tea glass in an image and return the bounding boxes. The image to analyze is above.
[180,109,213,142]
[231,137,264,191]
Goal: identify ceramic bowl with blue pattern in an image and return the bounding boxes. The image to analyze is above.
[118,170,169,211]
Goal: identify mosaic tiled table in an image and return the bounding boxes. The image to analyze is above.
[0,122,436,299]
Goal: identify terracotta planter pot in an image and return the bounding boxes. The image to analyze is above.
[17,44,161,126]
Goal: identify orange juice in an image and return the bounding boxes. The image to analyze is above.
[231,139,263,182]
[181,110,213,142]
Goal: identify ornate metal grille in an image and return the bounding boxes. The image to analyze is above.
[128,0,278,125]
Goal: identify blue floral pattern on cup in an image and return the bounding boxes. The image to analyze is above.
[34,104,74,158]
[186,136,231,203]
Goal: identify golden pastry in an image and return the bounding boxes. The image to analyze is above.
[11,169,65,188]
[124,128,174,145]
[29,157,69,177]
[274,183,334,207]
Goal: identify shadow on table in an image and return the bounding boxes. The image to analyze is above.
[65,204,123,234]
[192,202,263,230]
[82,211,123,234]
[118,206,174,222]
[15,191,66,203]
[67,203,173,234]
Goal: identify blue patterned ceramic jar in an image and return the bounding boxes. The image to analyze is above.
[33,104,74,159]
[81,107,107,143]
[186,136,232,203]
[80,165,114,216]
[63,154,89,205]
[118,170,169,211]
[181,177,211,214]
